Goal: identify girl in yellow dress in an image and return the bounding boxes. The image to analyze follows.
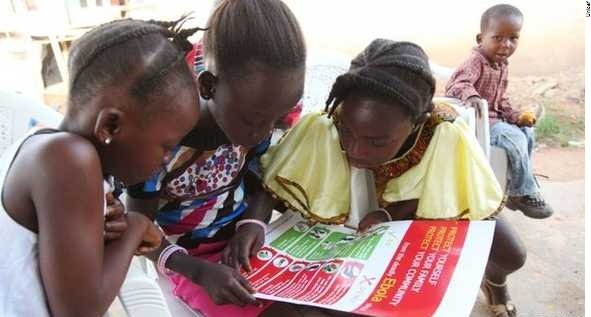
[261,39,524,317]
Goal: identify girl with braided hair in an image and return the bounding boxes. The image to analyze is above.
[261,39,526,317]
[124,0,306,315]
[0,18,201,317]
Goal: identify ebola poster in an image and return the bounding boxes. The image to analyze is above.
[244,211,494,317]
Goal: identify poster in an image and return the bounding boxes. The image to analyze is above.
[243,211,495,317]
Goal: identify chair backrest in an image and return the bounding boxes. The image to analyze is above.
[302,49,350,114]
[428,60,492,159]
[0,90,62,155]
[429,60,455,81]
[434,97,491,159]
[429,60,507,189]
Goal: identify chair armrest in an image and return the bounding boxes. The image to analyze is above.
[475,99,490,159]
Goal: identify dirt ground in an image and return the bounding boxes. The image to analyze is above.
[467,65,585,317]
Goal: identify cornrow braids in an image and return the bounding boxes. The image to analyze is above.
[325,39,436,123]
[68,17,205,114]
[203,0,306,78]
[146,14,207,52]
[481,4,523,32]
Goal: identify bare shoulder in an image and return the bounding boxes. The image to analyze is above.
[3,132,103,230]
[24,132,101,173]
[12,132,102,197]
[26,133,104,198]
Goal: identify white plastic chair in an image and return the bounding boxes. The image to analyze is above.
[429,62,509,191]
[0,90,62,152]
[302,49,350,114]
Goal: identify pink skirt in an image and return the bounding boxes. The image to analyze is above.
[168,241,272,317]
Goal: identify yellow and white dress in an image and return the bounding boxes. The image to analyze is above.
[260,100,504,225]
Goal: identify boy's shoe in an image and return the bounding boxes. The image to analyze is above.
[506,193,553,219]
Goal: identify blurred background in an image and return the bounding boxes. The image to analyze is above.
[0,0,584,145]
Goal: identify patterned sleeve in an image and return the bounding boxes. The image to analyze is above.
[126,168,167,199]
[184,40,205,75]
[445,55,483,102]
[247,137,271,179]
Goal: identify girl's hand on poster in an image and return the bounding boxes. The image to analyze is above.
[222,223,265,272]
[358,210,391,233]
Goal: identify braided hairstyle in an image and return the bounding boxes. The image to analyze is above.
[203,0,306,78]
[67,17,205,115]
[325,39,436,123]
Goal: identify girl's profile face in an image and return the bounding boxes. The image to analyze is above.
[102,85,200,185]
[208,68,304,148]
[337,95,415,169]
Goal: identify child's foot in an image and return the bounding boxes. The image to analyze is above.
[481,279,517,317]
[506,193,553,219]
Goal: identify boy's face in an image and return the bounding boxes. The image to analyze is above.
[477,15,523,64]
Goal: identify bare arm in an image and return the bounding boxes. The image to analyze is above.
[125,184,258,306]
[358,199,419,232]
[125,194,159,221]
[385,199,419,220]
[242,188,276,222]
[222,188,277,270]
[33,136,151,317]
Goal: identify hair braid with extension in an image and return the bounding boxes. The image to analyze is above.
[325,39,436,123]
[68,17,205,114]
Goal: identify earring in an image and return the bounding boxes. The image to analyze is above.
[105,137,112,145]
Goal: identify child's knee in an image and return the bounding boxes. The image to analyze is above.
[491,123,528,150]
[509,241,527,270]
[490,239,527,272]
[490,216,528,271]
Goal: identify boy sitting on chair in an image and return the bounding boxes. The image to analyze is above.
[445,4,553,219]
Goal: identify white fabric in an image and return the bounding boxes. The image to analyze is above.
[345,167,378,229]
[0,133,49,316]
[0,131,111,317]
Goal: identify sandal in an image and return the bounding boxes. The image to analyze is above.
[481,279,517,317]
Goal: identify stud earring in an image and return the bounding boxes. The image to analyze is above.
[105,137,112,145]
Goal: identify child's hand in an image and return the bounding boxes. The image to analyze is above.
[517,111,536,127]
[222,223,265,272]
[104,192,127,241]
[126,212,163,255]
[464,96,483,118]
[358,210,391,232]
[193,260,259,307]
[136,221,163,255]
